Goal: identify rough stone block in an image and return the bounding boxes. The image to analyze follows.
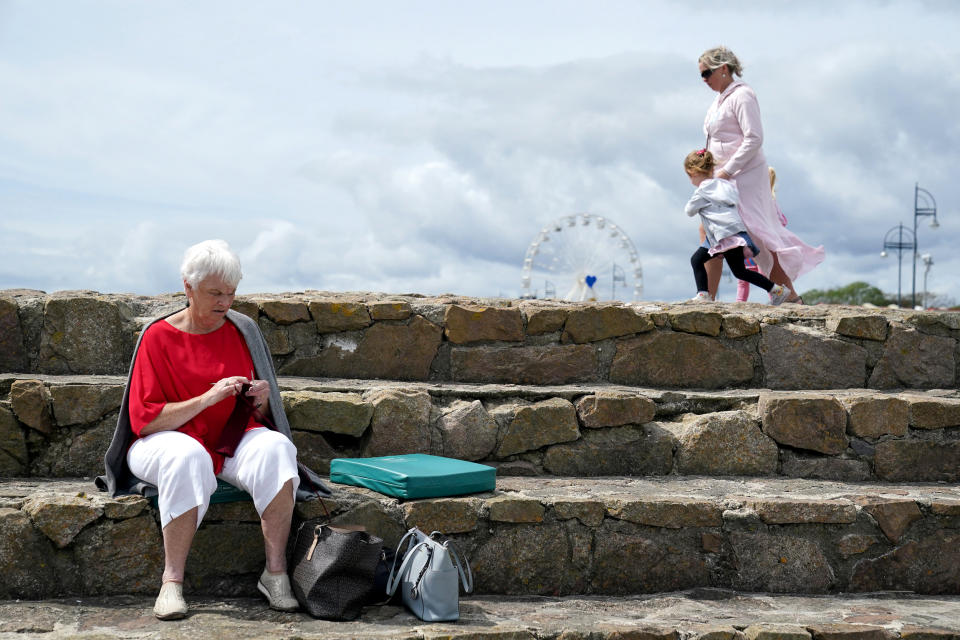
[488,497,545,523]
[611,332,754,389]
[451,344,598,384]
[722,314,761,338]
[48,414,117,477]
[402,498,479,533]
[826,314,889,341]
[874,441,960,482]
[259,300,311,325]
[298,315,441,380]
[471,524,571,595]
[869,327,956,389]
[670,411,778,476]
[592,530,709,594]
[492,398,580,458]
[575,391,656,428]
[667,310,723,336]
[562,305,654,343]
[760,394,848,455]
[744,625,812,640]
[760,325,867,389]
[331,501,407,550]
[283,391,372,436]
[930,500,960,516]
[552,500,606,527]
[75,515,163,595]
[780,452,871,481]
[521,304,567,335]
[0,297,27,371]
[367,300,411,321]
[743,498,857,524]
[0,407,28,475]
[49,384,123,426]
[36,296,134,374]
[444,304,523,343]
[730,532,835,593]
[842,395,909,438]
[608,498,723,528]
[10,379,53,433]
[542,424,673,476]
[850,530,960,594]
[806,624,891,640]
[0,508,58,599]
[435,400,498,461]
[361,389,432,458]
[837,534,880,557]
[229,298,259,321]
[309,300,372,333]
[908,397,960,430]
[291,431,337,474]
[102,495,148,520]
[854,498,922,542]
[258,317,294,356]
[22,495,101,548]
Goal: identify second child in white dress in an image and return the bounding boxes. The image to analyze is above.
[684,149,789,305]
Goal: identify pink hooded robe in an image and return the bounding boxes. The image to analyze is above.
[704,80,824,280]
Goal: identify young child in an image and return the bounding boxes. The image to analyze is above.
[684,149,789,305]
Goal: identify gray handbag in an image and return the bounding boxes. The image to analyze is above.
[385,527,473,622]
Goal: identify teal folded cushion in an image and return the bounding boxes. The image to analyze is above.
[329,454,496,499]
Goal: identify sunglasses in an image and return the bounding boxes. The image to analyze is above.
[700,68,714,80]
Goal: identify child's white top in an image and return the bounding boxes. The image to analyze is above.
[685,178,748,249]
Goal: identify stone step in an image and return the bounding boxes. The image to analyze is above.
[3,290,958,390]
[2,375,958,483]
[3,476,958,600]
[2,592,959,639]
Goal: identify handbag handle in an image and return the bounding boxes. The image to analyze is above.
[429,531,473,594]
[385,534,430,596]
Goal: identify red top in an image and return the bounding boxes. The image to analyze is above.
[129,318,260,474]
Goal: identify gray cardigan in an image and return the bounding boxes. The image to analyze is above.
[95,308,330,500]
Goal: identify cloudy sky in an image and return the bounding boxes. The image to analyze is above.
[1,1,958,305]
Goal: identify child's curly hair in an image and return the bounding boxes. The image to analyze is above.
[684,148,715,176]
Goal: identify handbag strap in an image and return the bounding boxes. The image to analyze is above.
[385,535,429,596]
[430,531,473,593]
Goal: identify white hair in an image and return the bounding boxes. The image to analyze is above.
[180,239,243,288]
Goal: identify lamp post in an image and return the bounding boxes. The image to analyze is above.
[881,223,915,307]
[921,254,934,309]
[912,184,939,308]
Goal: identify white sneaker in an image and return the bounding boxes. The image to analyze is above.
[769,285,790,306]
[153,581,188,620]
[689,292,712,302]
[258,569,299,612]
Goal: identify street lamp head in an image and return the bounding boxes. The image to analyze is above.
[880,250,888,258]
[929,218,940,229]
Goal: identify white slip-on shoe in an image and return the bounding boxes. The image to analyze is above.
[153,581,188,620]
[258,569,299,612]
[769,284,790,306]
[689,291,712,302]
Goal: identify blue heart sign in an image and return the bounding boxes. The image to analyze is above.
[585,275,597,288]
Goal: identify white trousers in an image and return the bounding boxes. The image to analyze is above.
[127,427,300,530]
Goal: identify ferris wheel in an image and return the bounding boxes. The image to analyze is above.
[520,213,643,302]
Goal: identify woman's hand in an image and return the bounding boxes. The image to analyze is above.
[245,379,271,410]
[715,168,731,180]
[202,375,250,410]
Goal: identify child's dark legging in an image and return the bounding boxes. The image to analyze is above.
[691,245,776,294]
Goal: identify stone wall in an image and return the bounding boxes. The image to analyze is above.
[2,290,959,389]
[2,376,958,483]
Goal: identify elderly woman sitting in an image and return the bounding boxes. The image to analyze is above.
[97,239,329,620]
